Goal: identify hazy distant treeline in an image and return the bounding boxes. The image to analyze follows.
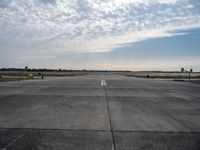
[0,68,131,72]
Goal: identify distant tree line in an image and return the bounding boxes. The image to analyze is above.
[0,68,131,72]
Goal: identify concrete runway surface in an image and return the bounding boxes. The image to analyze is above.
[0,75,200,150]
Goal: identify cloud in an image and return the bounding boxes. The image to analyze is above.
[39,0,57,5]
[0,0,200,56]
[158,0,178,4]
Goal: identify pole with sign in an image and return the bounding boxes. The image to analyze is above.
[181,68,193,82]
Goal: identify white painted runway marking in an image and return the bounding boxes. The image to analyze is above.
[104,80,107,86]
[101,80,104,86]
[101,80,107,86]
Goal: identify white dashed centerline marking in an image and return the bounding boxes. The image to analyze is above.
[101,80,104,86]
[104,80,107,86]
[101,80,107,86]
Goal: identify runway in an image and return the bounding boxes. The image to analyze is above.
[0,75,200,150]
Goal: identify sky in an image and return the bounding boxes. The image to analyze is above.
[0,0,200,71]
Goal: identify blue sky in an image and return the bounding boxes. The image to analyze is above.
[0,0,200,71]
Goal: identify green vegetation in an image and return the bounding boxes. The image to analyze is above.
[1,68,200,82]
[0,70,95,82]
[112,71,200,79]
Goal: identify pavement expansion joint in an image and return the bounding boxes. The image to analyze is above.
[103,84,116,150]
[0,127,110,133]
[1,134,24,150]
[112,130,200,134]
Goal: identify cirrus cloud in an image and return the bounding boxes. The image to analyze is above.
[0,0,200,55]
